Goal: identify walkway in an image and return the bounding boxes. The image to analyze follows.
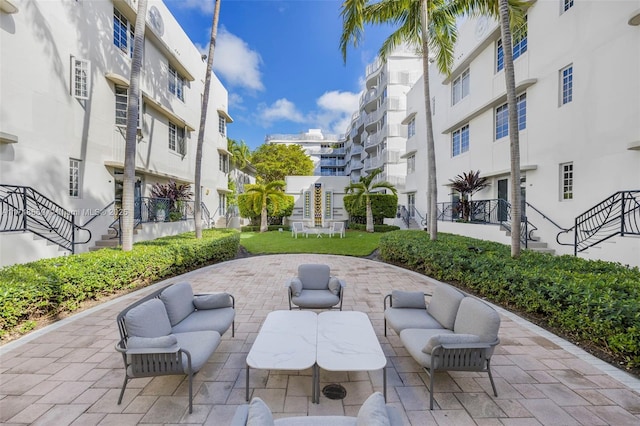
[1,255,639,425]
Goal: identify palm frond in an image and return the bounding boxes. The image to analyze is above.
[340,0,368,62]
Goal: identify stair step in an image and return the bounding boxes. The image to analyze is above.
[526,241,548,249]
[94,240,119,247]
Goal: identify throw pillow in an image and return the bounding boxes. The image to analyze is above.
[356,392,391,426]
[159,282,196,326]
[328,277,342,295]
[127,335,178,349]
[193,293,232,310]
[247,397,274,426]
[289,277,303,297]
[391,290,426,309]
[422,333,482,354]
[124,299,172,338]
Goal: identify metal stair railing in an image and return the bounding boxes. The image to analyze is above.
[0,184,91,253]
[411,206,427,228]
[569,190,640,255]
[201,202,211,228]
[398,205,410,228]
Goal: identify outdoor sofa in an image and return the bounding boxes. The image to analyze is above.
[384,284,501,409]
[115,282,235,413]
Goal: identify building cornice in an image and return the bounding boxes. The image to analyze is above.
[104,161,194,183]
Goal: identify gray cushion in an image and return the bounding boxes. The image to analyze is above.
[276,417,356,426]
[328,277,342,295]
[230,405,249,426]
[171,307,235,335]
[427,284,465,329]
[174,330,221,373]
[125,299,172,338]
[193,293,233,309]
[289,277,303,297]
[422,333,482,354]
[356,392,391,426]
[298,264,331,290]
[127,335,177,349]
[160,283,195,326]
[247,397,274,426]
[391,290,426,309]
[384,308,444,335]
[291,289,340,309]
[400,328,454,368]
[453,297,501,341]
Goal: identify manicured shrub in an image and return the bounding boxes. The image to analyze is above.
[240,225,290,232]
[0,229,239,339]
[344,193,397,224]
[379,230,640,370]
[347,223,400,232]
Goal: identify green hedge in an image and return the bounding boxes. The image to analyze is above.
[379,230,640,370]
[348,224,400,233]
[241,225,291,232]
[344,193,397,224]
[0,229,240,339]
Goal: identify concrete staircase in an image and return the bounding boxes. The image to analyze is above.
[89,225,140,251]
[501,225,555,254]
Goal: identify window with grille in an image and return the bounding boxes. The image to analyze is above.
[219,153,229,173]
[452,124,470,157]
[495,93,526,140]
[218,115,226,136]
[407,118,416,138]
[562,0,574,13]
[69,159,81,198]
[496,17,527,72]
[169,122,185,155]
[451,69,470,105]
[560,162,573,200]
[115,85,141,128]
[71,57,90,100]
[407,154,416,173]
[113,8,134,57]
[168,65,184,101]
[560,64,573,105]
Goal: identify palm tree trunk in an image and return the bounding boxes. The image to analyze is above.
[366,198,374,232]
[260,200,268,233]
[420,0,438,241]
[122,0,148,251]
[194,0,222,239]
[499,0,522,257]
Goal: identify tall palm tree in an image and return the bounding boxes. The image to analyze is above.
[121,0,148,251]
[344,168,397,232]
[245,181,288,232]
[341,0,460,241]
[228,138,251,170]
[194,0,222,239]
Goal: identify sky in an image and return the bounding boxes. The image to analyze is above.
[163,0,395,151]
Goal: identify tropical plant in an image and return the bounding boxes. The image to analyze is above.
[228,138,251,170]
[344,168,397,232]
[150,180,193,214]
[121,0,148,251]
[449,170,490,221]
[251,144,314,182]
[194,0,222,239]
[341,0,464,241]
[244,181,288,232]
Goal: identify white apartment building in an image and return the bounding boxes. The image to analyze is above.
[0,0,232,266]
[266,129,346,176]
[404,1,640,266]
[343,46,422,204]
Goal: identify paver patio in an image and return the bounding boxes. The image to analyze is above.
[1,254,639,425]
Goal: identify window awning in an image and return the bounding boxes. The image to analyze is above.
[217,109,234,123]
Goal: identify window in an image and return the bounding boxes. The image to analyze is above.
[113,8,134,57]
[407,117,416,138]
[168,65,184,101]
[560,65,573,105]
[407,154,416,173]
[69,159,80,198]
[219,153,229,173]
[451,69,470,105]
[560,162,573,200]
[115,86,141,128]
[169,122,185,155]
[218,115,226,136]
[496,17,527,72]
[562,0,574,13]
[452,124,470,157]
[71,57,90,100]
[495,93,526,139]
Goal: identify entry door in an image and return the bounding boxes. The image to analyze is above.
[497,179,508,222]
[407,193,415,218]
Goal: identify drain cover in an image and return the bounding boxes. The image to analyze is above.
[322,384,347,400]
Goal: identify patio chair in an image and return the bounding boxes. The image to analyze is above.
[291,222,305,238]
[286,264,345,310]
[329,221,345,238]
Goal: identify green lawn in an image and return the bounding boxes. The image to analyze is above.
[240,230,382,256]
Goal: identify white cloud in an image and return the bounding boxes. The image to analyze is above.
[213,28,264,92]
[257,99,305,126]
[228,93,245,110]
[310,90,361,135]
[171,0,215,14]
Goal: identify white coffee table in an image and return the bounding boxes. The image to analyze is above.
[316,311,387,403]
[246,311,318,401]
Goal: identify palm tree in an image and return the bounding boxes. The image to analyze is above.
[341,0,461,241]
[194,0,222,239]
[344,168,397,232]
[121,0,148,251]
[228,138,251,170]
[449,170,489,221]
[245,181,288,232]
